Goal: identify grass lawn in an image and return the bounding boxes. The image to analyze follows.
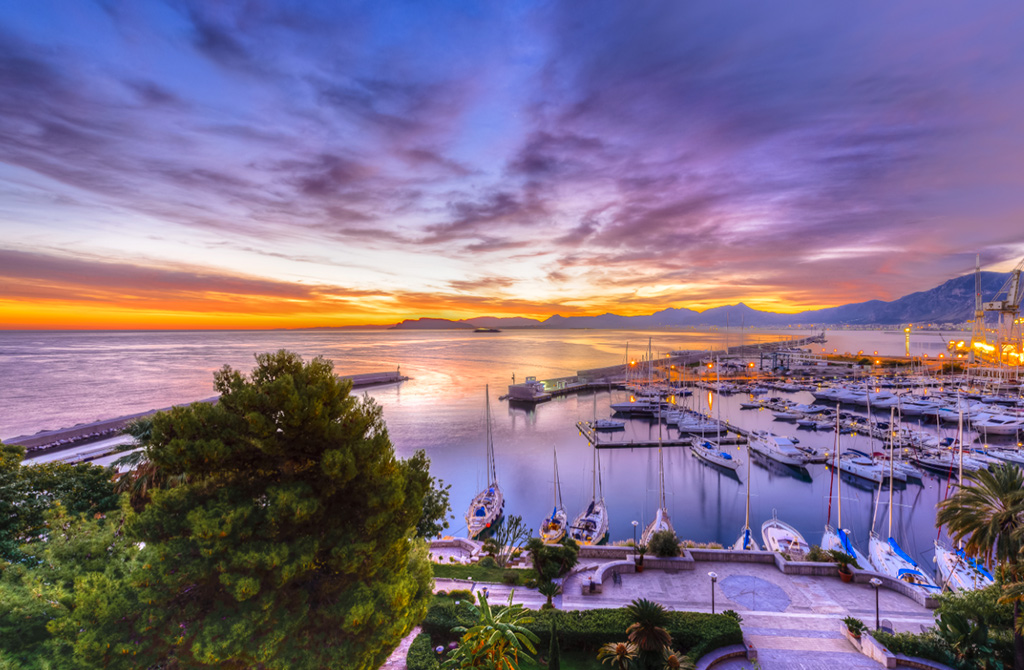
[547,649,603,669]
[432,562,537,585]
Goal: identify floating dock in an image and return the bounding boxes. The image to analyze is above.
[577,421,748,449]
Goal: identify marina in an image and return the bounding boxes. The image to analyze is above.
[3,327,1023,584]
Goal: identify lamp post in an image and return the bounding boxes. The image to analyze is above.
[708,572,718,614]
[632,520,638,554]
[870,577,882,630]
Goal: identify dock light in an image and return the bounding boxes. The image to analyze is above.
[708,363,713,369]
[869,577,883,630]
[708,572,718,613]
[875,360,880,365]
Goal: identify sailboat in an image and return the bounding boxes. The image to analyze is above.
[641,444,673,545]
[732,441,760,550]
[694,360,741,472]
[823,404,869,566]
[540,448,568,544]
[569,448,609,545]
[465,385,504,540]
[934,407,995,592]
[868,408,939,592]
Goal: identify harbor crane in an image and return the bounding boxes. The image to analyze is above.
[981,255,1024,365]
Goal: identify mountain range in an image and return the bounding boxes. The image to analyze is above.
[383,271,1011,330]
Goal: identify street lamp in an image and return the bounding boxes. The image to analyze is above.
[631,520,639,554]
[869,577,883,630]
[708,572,718,614]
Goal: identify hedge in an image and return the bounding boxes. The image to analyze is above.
[406,632,441,670]
[420,603,742,658]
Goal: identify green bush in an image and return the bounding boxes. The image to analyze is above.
[804,544,831,562]
[478,556,497,569]
[502,571,520,586]
[648,530,681,557]
[447,589,475,604]
[873,631,961,669]
[407,632,440,670]
[421,603,742,657]
[526,537,580,582]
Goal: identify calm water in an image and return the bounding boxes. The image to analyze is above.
[0,328,971,573]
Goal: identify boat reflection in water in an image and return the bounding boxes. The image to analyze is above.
[748,447,812,483]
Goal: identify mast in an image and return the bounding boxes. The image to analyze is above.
[888,407,894,539]
[836,403,843,528]
[485,384,495,483]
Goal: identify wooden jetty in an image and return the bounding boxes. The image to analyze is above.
[576,420,748,450]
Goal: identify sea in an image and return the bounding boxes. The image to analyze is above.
[0,327,972,572]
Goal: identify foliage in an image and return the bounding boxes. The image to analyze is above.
[722,610,742,624]
[407,633,441,670]
[873,630,961,669]
[447,589,477,605]
[935,462,1024,669]
[538,581,562,609]
[549,618,561,670]
[804,544,832,562]
[60,351,437,670]
[443,591,539,670]
[937,611,1004,669]
[421,604,741,659]
[827,549,862,571]
[842,617,866,636]
[527,537,579,583]
[626,598,671,668]
[112,416,190,511]
[431,562,536,585]
[597,642,637,670]
[648,531,680,558]
[479,556,498,569]
[0,505,140,669]
[635,544,648,565]
[660,647,694,670]
[0,442,119,563]
[491,516,533,568]
[417,469,453,539]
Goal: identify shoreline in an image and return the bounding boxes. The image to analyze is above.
[4,370,408,452]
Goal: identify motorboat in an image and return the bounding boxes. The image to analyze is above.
[973,414,1024,436]
[762,512,810,560]
[692,439,740,471]
[591,418,626,431]
[466,386,504,539]
[748,430,807,466]
[771,409,802,421]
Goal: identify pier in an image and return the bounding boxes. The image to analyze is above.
[9,369,409,459]
[576,420,749,450]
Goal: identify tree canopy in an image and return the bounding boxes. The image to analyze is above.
[62,350,437,669]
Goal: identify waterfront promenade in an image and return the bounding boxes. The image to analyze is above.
[407,542,938,670]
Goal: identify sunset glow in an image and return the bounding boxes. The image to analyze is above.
[2,2,1024,329]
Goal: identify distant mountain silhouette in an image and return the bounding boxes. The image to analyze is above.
[385,271,1011,329]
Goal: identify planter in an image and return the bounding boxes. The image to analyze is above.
[635,562,645,573]
[838,568,853,583]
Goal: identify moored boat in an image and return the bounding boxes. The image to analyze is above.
[762,512,809,560]
[465,386,504,539]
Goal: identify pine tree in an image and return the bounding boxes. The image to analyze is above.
[65,351,436,669]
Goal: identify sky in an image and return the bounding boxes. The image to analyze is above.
[2,1,1024,329]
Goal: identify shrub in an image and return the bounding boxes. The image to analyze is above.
[407,632,440,670]
[479,556,497,569]
[447,589,475,604]
[502,571,520,586]
[843,617,866,636]
[804,544,831,563]
[705,542,723,550]
[648,530,681,558]
[873,631,961,669]
[526,537,579,582]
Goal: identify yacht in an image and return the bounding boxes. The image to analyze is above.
[569,448,609,546]
[748,430,807,466]
[591,418,626,431]
[973,414,1024,436]
[540,449,568,544]
[641,447,672,545]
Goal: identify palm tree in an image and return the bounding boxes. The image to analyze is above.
[661,648,694,670]
[625,598,672,654]
[113,417,189,510]
[538,580,561,609]
[936,463,1024,670]
[445,590,539,670]
[597,641,638,670]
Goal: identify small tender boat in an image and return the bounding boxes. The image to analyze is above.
[591,418,626,431]
[762,512,810,560]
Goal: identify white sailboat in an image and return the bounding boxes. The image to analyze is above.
[935,408,995,592]
[823,405,869,567]
[733,444,760,550]
[569,448,609,545]
[693,367,740,471]
[541,448,568,544]
[465,385,504,539]
[641,444,673,545]
[868,410,939,593]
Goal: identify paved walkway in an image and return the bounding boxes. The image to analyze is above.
[429,559,937,670]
